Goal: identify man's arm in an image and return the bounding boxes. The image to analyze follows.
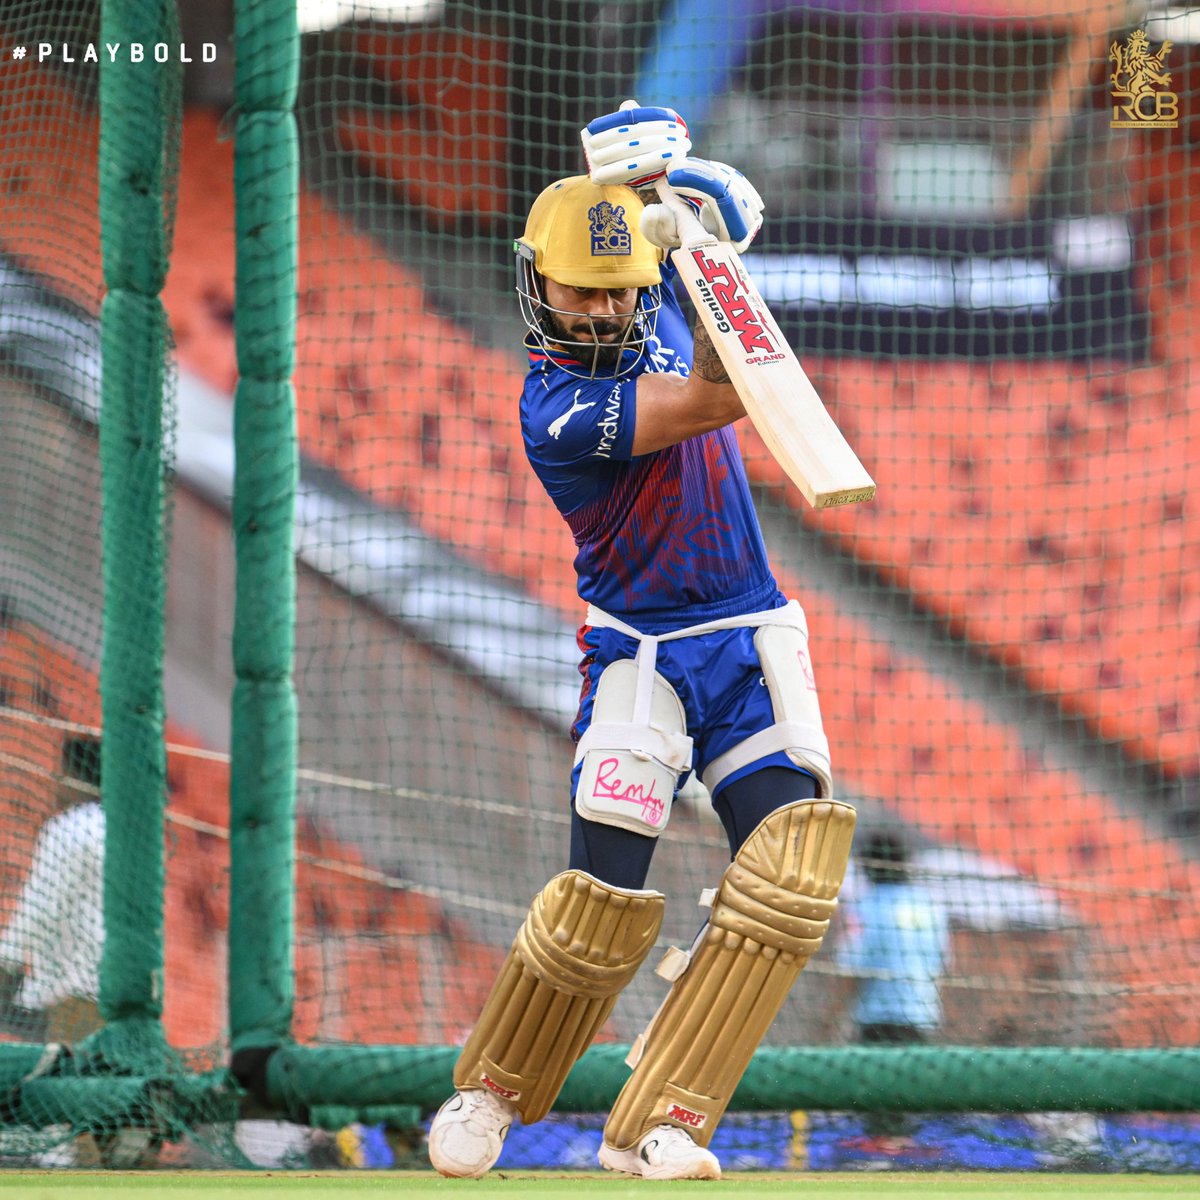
[630,317,744,456]
[690,317,731,386]
[628,188,743,454]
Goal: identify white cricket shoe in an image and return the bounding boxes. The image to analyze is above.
[427,1088,516,1178]
[598,1122,722,1180]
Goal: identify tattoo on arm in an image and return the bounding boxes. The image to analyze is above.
[691,318,730,384]
[635,187,730,385]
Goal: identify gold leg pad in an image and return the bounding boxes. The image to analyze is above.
[454,869,665,1124]
[603,799,856,1149]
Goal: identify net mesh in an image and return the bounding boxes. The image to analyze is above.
[0,0,1198,1173]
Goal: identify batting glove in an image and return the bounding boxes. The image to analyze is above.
[663,158,765,253]
[581,103,692,187]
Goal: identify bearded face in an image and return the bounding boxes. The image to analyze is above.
[539,303,636,375]
[515,254,662,381]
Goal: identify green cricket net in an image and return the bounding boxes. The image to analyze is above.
[0,0,1198,1174]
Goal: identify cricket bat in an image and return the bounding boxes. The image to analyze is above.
[655,179,875,510]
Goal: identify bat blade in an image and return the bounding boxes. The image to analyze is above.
[670,239,875,510]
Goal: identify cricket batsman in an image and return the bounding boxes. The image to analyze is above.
[428,102,856,1181]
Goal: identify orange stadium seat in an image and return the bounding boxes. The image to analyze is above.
[431,931,505,1047]
[379,888,442,940]
[292,938,325,1043]
[338,28,509,225]
[804,354,1200,776]
[329,940,428,1043]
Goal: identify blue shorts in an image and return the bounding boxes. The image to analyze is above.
[569,619,810,802]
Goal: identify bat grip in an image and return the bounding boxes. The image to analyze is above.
[653,176,716,250]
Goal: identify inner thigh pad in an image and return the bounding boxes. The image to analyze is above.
[574,659,692,836]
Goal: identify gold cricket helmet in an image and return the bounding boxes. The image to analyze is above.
[516,175,662,288]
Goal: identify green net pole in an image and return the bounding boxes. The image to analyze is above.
[95,0,178,1044]
[228,0,301,1057]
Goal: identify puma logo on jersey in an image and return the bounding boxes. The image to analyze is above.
[548,389,596,439]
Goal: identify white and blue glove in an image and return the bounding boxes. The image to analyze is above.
[641,157,765,253]
[581,103,692,187]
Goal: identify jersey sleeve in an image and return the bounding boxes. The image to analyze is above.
[523,374,637,468]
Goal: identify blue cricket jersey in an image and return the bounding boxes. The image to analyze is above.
[520,261,780,632]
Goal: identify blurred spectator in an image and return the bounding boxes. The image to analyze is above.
[0,734,105,1045]
[839,828,952,1143]
[841,828,951,1046]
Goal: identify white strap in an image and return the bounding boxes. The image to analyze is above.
[574,721,692,772]
[585,604,644,639]
[655,946,691,982]
[701,721,831,796]
[584,601,808,733]
[625,906,714,1070]
[585,598,807,645]
[632,635,659,727]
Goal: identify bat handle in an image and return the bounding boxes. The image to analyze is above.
[653,175,717,251]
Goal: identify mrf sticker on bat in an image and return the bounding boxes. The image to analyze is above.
[687,248,785,364]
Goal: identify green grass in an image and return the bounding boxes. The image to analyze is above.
[0,1173,1196,1199]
